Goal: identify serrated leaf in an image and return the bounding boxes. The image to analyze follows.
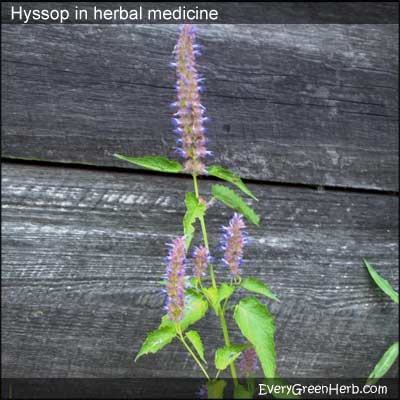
[212,184,260,225]
[135,326,176,361]
[241,277,278,302]
[160,290,208,332]
[183,192,207,251]
[367,342,399,385]
[207,165,258,201]
[234,297,276,378]
[234,384,253,399]
[114,154,184,173]
[203,283,235,315]
[363,260,398,304]
[215,344,249,371]
[218,283,235,306]
[186,330,206,363]
[204,286,219,314]
[207,380,227,399]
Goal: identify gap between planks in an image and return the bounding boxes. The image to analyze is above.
[2,157,399,197]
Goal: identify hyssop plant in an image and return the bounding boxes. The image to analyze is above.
[363,260,398,385]
[115,24,278,398]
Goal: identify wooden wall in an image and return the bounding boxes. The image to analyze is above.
[2,23,398,379]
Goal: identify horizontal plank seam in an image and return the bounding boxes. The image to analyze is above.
[2,157,399,197]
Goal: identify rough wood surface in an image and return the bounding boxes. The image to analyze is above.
[2,24,398,190]
[2,163,398,378]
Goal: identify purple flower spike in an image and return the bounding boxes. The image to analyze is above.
[221,213,247,279]
[171,24,210,175]
[240,347,258,377]
[192,245,210,279]
[165,237,186,322]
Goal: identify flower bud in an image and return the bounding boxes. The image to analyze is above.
[164,237,186,321]
[221,213,247,279]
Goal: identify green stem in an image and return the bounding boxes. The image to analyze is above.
[219,310,238,385]
[192,174,217,289]
[176,325,210,380]
[191,173,238,385]
[193,173,200,198]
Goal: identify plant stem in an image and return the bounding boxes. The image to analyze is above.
[193,173,200,198]
[191,173,238,385]
[219,310,238,385]
[176,325,210,380]
[192,174,217,289]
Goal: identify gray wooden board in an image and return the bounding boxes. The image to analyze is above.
[2,163,398,378]
[2,24,398,191]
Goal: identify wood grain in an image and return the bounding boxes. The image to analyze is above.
[2,163,398,378]
[2,24,398,190]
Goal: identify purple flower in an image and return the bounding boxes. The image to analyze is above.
[221,213,247,279]
[164,237,186,321]
[172,24,210,175]
[192,245,210,279]
[240,347,258,377]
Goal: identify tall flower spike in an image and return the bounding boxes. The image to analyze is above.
[221,213,247,281]
[240,347,258,377]
[172,24,210,175]
[192,245,210,279]
[164,237,186,321]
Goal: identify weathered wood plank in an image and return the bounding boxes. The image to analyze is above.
[2,24,398,190]
[2,163,398,378]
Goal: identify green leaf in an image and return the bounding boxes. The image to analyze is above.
[160,290,208,332]
[188,277,199,288]
[234,384,253,399]
[207,165,258,201]
[234,297,276,378]
[183,192,207,251]
[186,330,206,363]
[207,380,227,399]
[367,342,399,385]
[114,154,184,173]
[241,277,279,302]
[215,344,248,371]
[218,283,235,306]
[363,259,399,304]
[135,326,176,361]
[204,286,219,314]
[212,184,260,225]
[204,284,235,314]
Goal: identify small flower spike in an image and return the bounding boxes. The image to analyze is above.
[221,213,247,281]
[192,245,210,279]
[240,347,258,377]
[172,24,210,175]
[164,236,186,321]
